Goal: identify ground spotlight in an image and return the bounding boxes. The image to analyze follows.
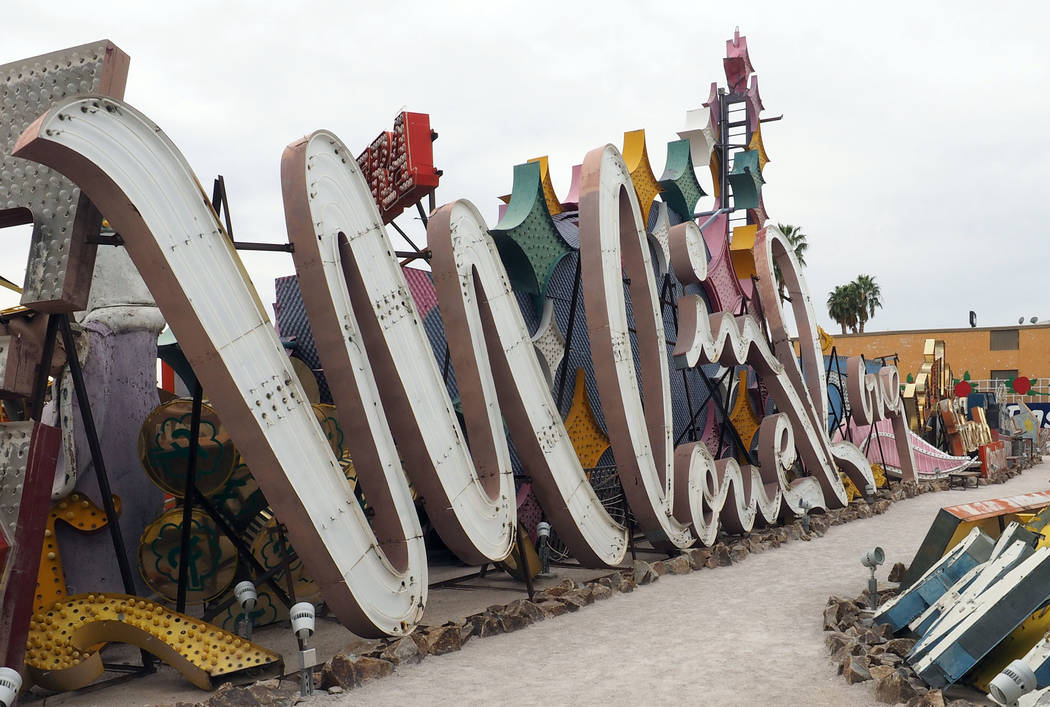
[0,667,21,707]
[988,659,1036,706]
[234,580,258,639]
[861,547,885,610]
[861,547,885,570]
[797,499,811,534]
[536,521,555,577]
[290,602,317,696]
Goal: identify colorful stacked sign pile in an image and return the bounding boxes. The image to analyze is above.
[0,31,939,693]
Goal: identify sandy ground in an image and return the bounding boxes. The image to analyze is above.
[344,467,1050,707]
[25,465,1050,706]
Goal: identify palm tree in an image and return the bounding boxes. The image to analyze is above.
[774,223,808,299]
[827,284,859,335]
[852,274,882,333]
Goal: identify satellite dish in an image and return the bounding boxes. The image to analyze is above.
[1031,317,1039,324]
[969,311,977,328]
[1019,317,1025,325]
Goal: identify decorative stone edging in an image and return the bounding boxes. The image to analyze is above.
[818,466,1033,707]
[178,471,1028,706]
[823,592,980,706]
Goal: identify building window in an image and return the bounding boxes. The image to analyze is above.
[989,329,1019,351]
[991,369,1018,381]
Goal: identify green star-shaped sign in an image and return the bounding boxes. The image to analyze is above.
[659,139,706,222]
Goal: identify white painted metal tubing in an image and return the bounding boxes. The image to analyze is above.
[427,199,628,567]
[281,130,514,565]
[15,97,426,637]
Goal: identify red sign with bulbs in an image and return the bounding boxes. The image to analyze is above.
[356,112,440,224]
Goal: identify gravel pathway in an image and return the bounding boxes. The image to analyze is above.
[346,466,1050,706]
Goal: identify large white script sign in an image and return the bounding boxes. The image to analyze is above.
[15,99,427,638]
[15,95,916,637]
[281,130,626,568]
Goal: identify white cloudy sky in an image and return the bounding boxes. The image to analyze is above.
[2,1,1048,333]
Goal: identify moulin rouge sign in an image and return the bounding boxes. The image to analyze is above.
[9,43,917,639]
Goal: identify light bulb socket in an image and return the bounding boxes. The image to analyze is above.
[234,580,258,612]
[861,546,885,569]
[290,601,316,638]
[0,666,22,707]
[989,659,1036,706]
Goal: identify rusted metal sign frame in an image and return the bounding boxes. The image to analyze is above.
[0,40,130,312]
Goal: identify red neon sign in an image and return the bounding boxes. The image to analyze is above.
[356,112,440,224]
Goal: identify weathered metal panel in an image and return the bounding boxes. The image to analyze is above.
[910,546,1050,688]
[901,492,1050,587]
[0,315,44,399]
[874,527,995,631]
[0,40,129,311]
[944,491,1050,521]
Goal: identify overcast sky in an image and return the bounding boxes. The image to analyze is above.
[2,1,1048,334]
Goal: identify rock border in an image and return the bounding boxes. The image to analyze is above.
[172,472,1027,705]
[818,466,1030,707]
[823,592,982,707]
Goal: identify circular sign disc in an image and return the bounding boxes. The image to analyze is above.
[138,508,237,604]
[291,356,321,404]
[249,511,322,604]
[139,398,237,497]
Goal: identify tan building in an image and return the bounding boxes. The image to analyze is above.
[827,324,1050,383]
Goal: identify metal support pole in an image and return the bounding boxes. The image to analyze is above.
[693,363,754,465]
[681,369,697,442]
[697,207,732,234]
[555,255,583,410]
[719,90,730,214]
[675,397,713,447]
[277,524,298,604]
[662,274,699,442]
[231,241,294,253]
[212,175,234,239]
[176,382,204,614]
[297,635,314,697]
[191,488,295,609]
[716,367,734,459]
[389,218,425,255]
[29,314,60,422]
[515,527,535,600]
[628,514,637,562]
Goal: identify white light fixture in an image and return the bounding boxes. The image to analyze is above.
[536,521,554,577]
[290,601,316,639]
[234,580,258,612]
[797,498,811,534]
[234,580,258,639]
[988,658,1036,706]
[862,546,885,610]
[290,602,317,697]
[0,667,21,707]
[536,521,551,540]
[862,547,885,569]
